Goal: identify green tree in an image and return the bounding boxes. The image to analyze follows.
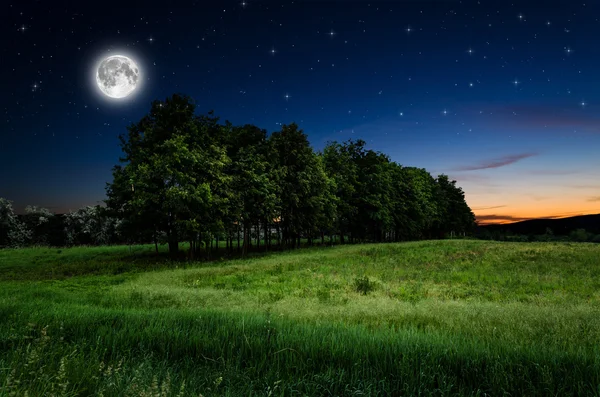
[269,123,327,248]
[322,141,359,244]
[222,124,275,255]
[399,167,438,239]
[434,175,476,237]
[106,94,227,258]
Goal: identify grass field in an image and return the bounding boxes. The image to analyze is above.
[1,240,599,396]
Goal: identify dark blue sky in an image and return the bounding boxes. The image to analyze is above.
[2,0,600,222]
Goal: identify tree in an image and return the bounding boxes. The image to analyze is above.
[222,124,276,255]
[352,147,393,242]
[106,94,228,258]
[434,175,476,237]
[22,205,55,246]
[63,205,121,246]
[269,123,328,248]
[0,198,31,248]
[396,167,438,239]
[323,141,359,243]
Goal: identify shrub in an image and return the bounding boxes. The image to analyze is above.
[570,228,589,242]
[353,275,375,295]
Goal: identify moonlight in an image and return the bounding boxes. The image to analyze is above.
[95,55,140,99]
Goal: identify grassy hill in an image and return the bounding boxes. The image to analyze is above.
[1,240,599,395]
[480,213,600,235]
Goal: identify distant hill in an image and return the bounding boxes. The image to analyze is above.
[479,214,600,236]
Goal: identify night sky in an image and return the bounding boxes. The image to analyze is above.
[2,0,600,224]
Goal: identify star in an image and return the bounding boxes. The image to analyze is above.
[329,29,335,37]
[469,82,474,87]
[241,0,247,7]
[513,79,520,86]
[467,48,474,55]
[442,109,448,116]
[565,47,573,55]
[518,13,524,21]
[270,47,276,55]
[405,26,413,34]
[18,24,27,33]
[284,93,291,101]
[147,36,154,43]
[580,100,587,107]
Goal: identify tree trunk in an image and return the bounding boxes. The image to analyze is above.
[264,218,269,252]
[168,240,179,257]
[256,222,260,250]
[243,223,249,256]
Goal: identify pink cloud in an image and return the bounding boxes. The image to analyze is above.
[455,152,537,171]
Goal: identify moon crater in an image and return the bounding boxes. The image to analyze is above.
[96,55,140,99]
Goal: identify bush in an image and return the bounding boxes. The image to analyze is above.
[353,275,375,295]
[570,228,589,242]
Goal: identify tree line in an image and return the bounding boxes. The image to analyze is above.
[0,94,476,256]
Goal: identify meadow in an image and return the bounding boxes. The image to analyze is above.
[0,240,599,396]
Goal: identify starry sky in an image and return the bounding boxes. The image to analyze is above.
[2,0,600,224]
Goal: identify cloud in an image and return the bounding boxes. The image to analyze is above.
[455,152,537,171]
[476,208,600,224]
[588,197,600,202]
[472,205,507,211]
[476,214,536,223]
[476,213,563,224]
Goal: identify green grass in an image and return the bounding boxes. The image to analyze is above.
[1,240,600,395]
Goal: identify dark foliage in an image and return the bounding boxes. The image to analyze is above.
[1,94,477,253]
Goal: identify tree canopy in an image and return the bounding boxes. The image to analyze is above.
[102,94,476,256]
[1,93,477,254]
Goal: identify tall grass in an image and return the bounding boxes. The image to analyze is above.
[1,240,600,395]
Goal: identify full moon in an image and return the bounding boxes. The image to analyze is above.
[96,55,140,99]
